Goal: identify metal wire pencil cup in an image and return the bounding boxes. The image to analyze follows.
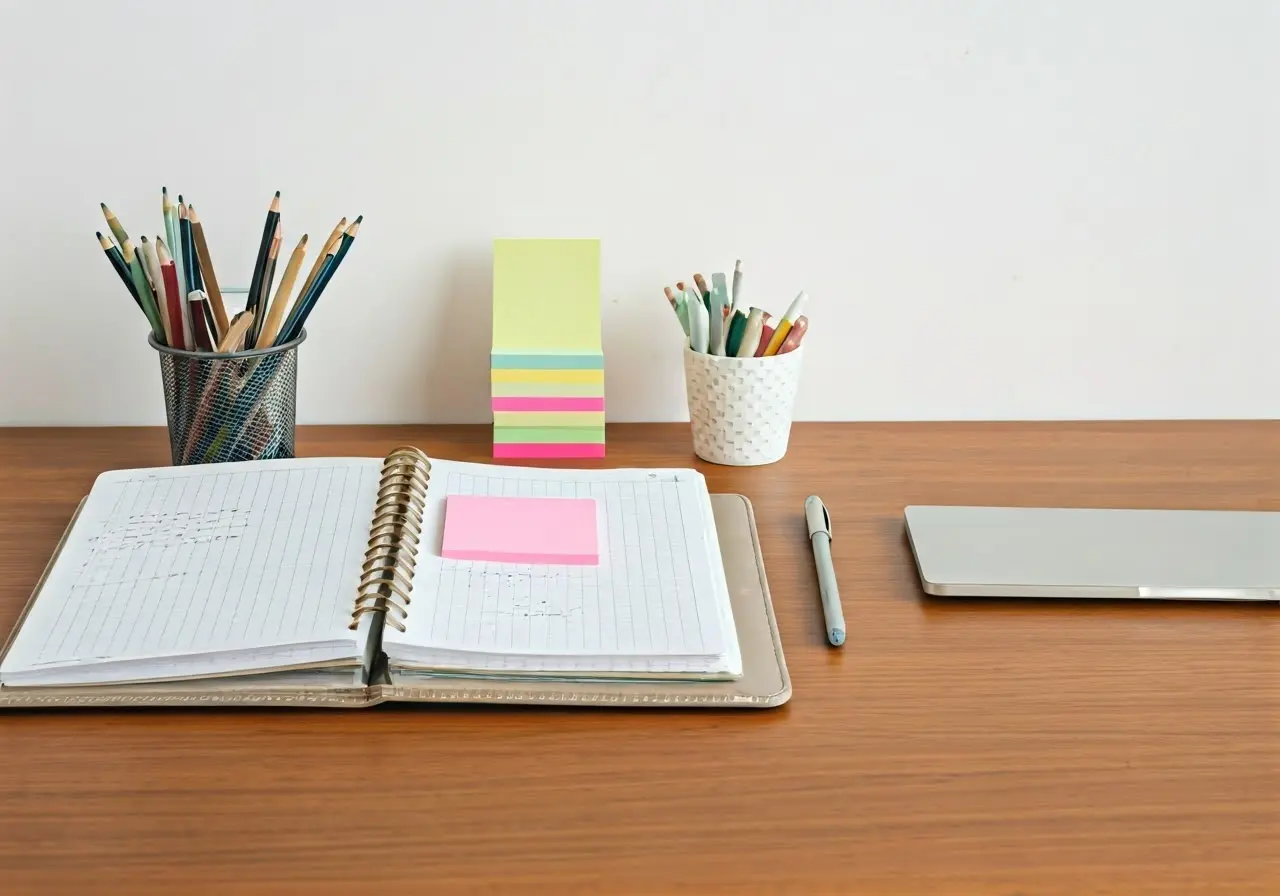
[151,329,306,465]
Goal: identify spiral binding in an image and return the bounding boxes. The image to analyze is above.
[349,446,431,633]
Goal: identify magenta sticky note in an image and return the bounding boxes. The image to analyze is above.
[441,495,599,565]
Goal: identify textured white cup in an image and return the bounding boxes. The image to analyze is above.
[683,345,805,466]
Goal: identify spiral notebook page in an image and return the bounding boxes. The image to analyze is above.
[1,458,380,687]
[384,459,740,677]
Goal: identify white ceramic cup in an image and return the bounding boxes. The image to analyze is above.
[683,345,805,466]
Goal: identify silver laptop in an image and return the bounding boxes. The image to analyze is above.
[904,505,1280,600]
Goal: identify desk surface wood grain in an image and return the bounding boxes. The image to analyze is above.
[0,423,1277,895]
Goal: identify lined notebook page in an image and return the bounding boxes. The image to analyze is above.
[384,460,739,675]
[1,458,380,685]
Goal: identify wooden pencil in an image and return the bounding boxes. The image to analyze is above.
[297,216,346,302]
[245,191,280,345]
[140,236,173,347]
[217,310,255,353]
[189,291,214,351]
[158,234,194,350]
[163,189,183,302]
[256,233,308,348]
[187,204,230,340]
[100,202,129,247]
[97,232,140,308]
[122,239,165,342]
[157,238,187,351]
[256,222,282,336]
[277,216,359,344]
[178,199,201,293]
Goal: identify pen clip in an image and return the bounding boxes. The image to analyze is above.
[804,495,831,539]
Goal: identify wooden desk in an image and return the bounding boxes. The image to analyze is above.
[1,423,1276,894]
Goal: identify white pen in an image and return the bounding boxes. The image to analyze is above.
[731,259,743,313]
[805,495,844,646]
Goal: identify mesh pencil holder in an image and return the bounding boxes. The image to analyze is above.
[683,345,805,466]
[151,331,306,466]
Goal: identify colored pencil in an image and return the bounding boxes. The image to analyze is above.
[139,236,173,347]
[186,204,230,339]
[164,189,185,307]
[693,273,710,308]
[256,233,308,348]
[297,216,346,302]
[755,313,775,357]
[778,315,808,354]
[189,290,214,351]
[763,291,808,356]
[97,232,140,308]
[256,222,282,336]
[156,238,187,350]
[162,226,195,350]
[122,239,165,341]
[179,199,201,293]
[217,310,255,353]
[276,215,359,344]
[244,191,280,345]
[100,202,128,247]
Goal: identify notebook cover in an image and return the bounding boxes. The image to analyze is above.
[0,494,790,710]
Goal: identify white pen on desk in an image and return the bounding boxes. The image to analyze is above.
[805,495,844,646]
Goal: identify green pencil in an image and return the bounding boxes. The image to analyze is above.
[100,202,129,247]
[122,238,165,342]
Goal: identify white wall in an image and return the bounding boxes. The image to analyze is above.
[1,0,1275,425]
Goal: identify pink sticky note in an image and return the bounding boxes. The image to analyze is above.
[441,495,599,565]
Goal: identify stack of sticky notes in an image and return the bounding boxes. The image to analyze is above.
[491,238,605,459]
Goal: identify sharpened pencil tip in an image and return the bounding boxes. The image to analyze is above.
[274,190,280,197]
[140,235,149,243]
[100,202,108,210]
[95,231,102,239]
[177,194,183,203]
[354,215,363,224]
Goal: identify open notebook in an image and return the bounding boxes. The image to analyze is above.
[0,447,788,709]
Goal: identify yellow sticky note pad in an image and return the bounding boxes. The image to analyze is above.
[491,368,604,384]
[492,239,601,352]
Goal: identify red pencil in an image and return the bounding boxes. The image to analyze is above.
[189,291,213,351]
[755,313,775,357]
[157,239,186,350]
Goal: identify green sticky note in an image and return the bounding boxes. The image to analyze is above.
[493,239,601,352]
[493,426,606,444]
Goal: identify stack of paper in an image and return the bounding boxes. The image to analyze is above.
[492,239,605,459]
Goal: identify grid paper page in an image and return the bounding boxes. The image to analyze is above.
[1,458,380,684]
[384,460,736,673]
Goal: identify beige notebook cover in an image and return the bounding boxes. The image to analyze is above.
[0,493,789,710]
